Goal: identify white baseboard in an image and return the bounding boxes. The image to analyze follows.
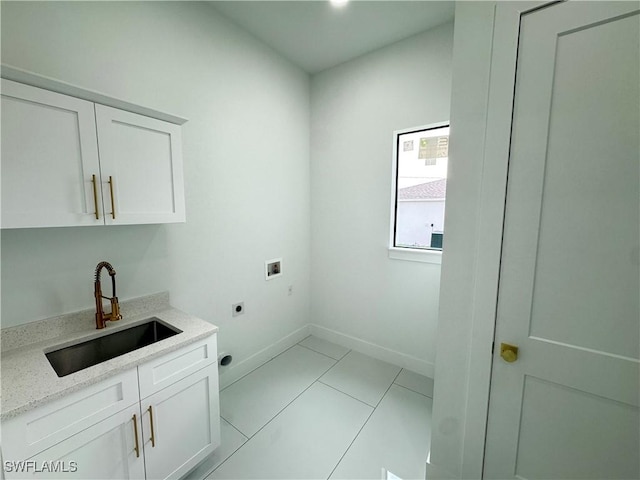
[308,324,435,378]
[218,325,311,389]
[218,323,435,389]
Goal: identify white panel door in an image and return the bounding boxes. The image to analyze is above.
[5,404,145,480]
[141,364,220,480]
[94,104,185,225]
[484,2,640,479]
[1,79,103,228]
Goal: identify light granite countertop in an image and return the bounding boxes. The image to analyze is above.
[1,292,218,420]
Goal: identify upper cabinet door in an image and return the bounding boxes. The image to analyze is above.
[95,104,186,225]
[1,79,103,228]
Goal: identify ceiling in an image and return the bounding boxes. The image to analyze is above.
[208,1,455,74]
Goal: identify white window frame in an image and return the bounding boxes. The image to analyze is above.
[388,121,449,264]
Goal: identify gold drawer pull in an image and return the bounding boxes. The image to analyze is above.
[132,414,140,458]
[147,405,156,447]
[91,174,100,220]
[108,176,116,219]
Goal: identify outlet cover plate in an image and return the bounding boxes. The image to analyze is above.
[232,302,244,317]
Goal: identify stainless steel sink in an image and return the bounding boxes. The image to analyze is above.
[45,318,182,377]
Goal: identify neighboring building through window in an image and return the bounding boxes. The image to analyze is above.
[391,123,449,251]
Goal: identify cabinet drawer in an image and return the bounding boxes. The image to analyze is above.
[137,335,217,399]
[2,369,139,462]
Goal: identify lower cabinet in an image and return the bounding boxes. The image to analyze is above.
[141,364,219,480]
[8,404,145,479]
[2,335,220,480]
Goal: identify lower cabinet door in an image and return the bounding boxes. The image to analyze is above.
[140,364,220,480]
[4,404,145,479]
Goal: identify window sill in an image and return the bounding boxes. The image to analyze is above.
[388,247,442,264]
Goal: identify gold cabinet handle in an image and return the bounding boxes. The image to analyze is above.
[108,176,116,220]
[132,414,140,458]
[147,405,156,447]
[91,174,100,220]
[500,343,519,363]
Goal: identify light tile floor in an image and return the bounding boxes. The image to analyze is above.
[186,336,434,480]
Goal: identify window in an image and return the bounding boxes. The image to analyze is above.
[389,122,449,263]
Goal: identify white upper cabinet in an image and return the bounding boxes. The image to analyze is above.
[1,79,103,228]
[95,105,185,225]
[0,77,186,229]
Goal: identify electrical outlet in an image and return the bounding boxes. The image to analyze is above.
[232,302,244,317]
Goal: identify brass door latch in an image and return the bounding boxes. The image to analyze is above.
[500,343,519,363]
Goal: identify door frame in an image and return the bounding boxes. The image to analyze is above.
[428,2,558,479]
[466,1,563,477]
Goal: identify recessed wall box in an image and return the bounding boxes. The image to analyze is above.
[265,258,282,280]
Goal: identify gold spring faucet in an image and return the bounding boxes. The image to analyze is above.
[94,261,122,329]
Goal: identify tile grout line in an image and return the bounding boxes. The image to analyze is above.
[210,360,340,476]
[219,342,305,392]
[215,342,409,479]
[317,380,378,408]
[325,405,376,480]
[300,338,352,360]
[326,369,403,480]
[220,415,250,440]
[220,338,344,442]
[241,359,338,440]
[392,382,434,399]
[297,342,351,362]
[220,334,351,393]
[201,440,247,480]
[375,369,403,409]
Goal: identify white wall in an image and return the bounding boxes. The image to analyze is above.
[1,2,454,385]
[0,1,311,383]
[310,24,453,376]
